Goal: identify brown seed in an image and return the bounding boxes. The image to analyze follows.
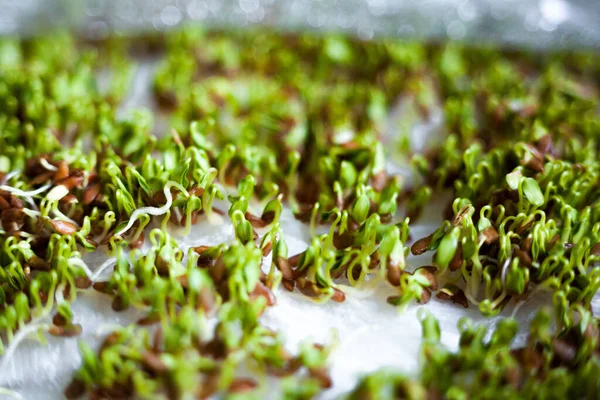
[28,255,50,270]
[536,134,554,156]
[129,234,145,250]
[64,378,86,400]
[189,186,204,197]
[333,231,354,249]
[211,257,226,282]
[552,339,577,365]
[74,276,92,289]
[92,281,112,294]
[449,243,463,271]
[193,245,212,254]
[261,210,276,225]
[288,253,302,267]
[82,183,101,205]
[1,207,24,223]
[331,287,346,302]
[245,212,267,228]
[30,170,55,185]
[53,161,69,183]
[386,295,401,306]
[111,296,127,312]
[199,287,215,313]
[411,234,432,255]
[310,368,332,388]
[48,324,82,337]
[0,196,10,210]
[142,351,168,373]
[369,251,381,270]
[229,378,257,393]
[419,288,432,304]
[371,171,388,192]
[56,174,84,190]
[436,285,468,308]
[196,373,219,399]
[52,313,68,326]
[60,193,78,204]
[137,314,160,326]
[514,248,533,267]
[386,264,402,286]
[50,219,78,235]
[521,237,533,253]
[548,234,561,250]
[590,242,600,257]
[414,266,439,291]
[275,256,294,280]
[251,281,276,306]
[297,279,320,298]
[480,226,499,245]
[9,195,23,209]
[196,253,213,268]
[348,219,360,232]
[524,154,545,173]
[504,366,522,389]
[281,278,295,292]
[153,327,163,353]
[380,213,393,224]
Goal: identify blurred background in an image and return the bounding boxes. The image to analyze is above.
[1,0,599,48]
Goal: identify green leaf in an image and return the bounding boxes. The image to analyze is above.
[522,177,544,207]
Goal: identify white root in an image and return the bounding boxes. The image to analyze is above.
[114,182,187,237]
[39,158,58,172]
[0,319,51,379]
[91,258,117,282]
[0,184,52,198]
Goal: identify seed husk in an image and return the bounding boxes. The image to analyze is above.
[386,264,402,286]
[142,351,168,373]
[245,212,267,228]
[48,324,82,337]
[436,284,468,308]
[229,378,257,393]
[414,266,438,291]
[262,241,273,256]
[281,278,295,292]
[64,378,86,400]
[53,161,70,183]
[82,183,101,205]
[331,287,346,302]
[411,234,432,255]
[275,256,294,280]
[50,219,78,235]
[251,281,276,306]
[480,226,499,245]
[448,242,463,271]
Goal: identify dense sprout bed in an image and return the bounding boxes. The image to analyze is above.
[0,28,600,399]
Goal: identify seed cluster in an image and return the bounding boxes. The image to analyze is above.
[0,28,599,399]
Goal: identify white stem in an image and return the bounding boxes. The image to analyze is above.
[0,319,50,377]
[0,184,52,198]
[91,258,117,281]
[68,258,94,279]
[0,387,24,400]
[95,323,125,337]
[0,170,21,185]
[55,283,66,305]
[21,209,41,219]
[115,182,187,237]
[39,158,58,172]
